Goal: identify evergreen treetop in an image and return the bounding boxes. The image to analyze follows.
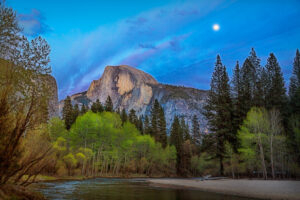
[105,96,113,112]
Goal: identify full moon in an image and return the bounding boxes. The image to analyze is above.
[213,24,220,31]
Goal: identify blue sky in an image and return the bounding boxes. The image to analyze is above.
[6,0,300,100]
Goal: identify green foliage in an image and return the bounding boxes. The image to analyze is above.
[191,153,218,176]
[49,111,176,176]
[237,107,290,178]
[48,117,68,141]
[53,137,67,153]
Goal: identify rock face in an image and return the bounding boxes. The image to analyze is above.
[61,65,208,130]
[45,75,59,118]
[86,65,158,114]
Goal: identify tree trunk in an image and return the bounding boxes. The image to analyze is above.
[230,155,235,179]
[220,156,224,176]
[258,135,267,180]
[270,134,275,179]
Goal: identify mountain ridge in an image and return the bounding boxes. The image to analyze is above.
[59,65,208,131]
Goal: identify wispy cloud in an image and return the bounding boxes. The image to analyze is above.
[53,0,225,99]
[18,9,51,37]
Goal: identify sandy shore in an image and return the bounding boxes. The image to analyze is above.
[148,178,300,200]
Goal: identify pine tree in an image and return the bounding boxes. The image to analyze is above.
[289,49,300,115]
[170,116,184,174]
[150,99,160,139]
[231,61,244,135]
[105,96,113,112]
[248,48,262,79]
[247,48,265,107]
[121,108,127,124]
[72,104,80,124]
[62,96,73,130]
[91,99,103,113]
[288,50,300,163]
[265,53,287,113]
[116,108,120,116]
[240,58,255,117]
[137,116,144,134]
[179,117,189,141]
[143,115,151,135]
[91,101,97,113]
[203,55,234,175]
[129,109,138,127]
[158,106,167,148]
[191,115,201,145]
[80,104,88,115]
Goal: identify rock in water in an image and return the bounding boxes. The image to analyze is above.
[60,65,208,131]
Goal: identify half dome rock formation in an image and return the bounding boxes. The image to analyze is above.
[86,65,158,114]
[60,65,208,130]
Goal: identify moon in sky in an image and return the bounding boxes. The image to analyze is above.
[213,24,220,31]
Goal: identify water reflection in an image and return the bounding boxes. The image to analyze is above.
[36,178,257,200]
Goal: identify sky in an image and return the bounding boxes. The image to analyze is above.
[6,0,300,100]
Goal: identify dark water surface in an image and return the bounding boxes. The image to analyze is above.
[35,178,257,200]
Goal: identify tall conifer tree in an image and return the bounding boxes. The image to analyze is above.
[180,117,190,141]
[240,58,255,117]
[121,108,127,124]
[158,106,167,148]
[289,49,300,115]
[105,96,113,112]
[129,109,138,127]
[231,61,244,134]
[204,55,234,175]
[170,116,184,174]
[72,104,79,124]
[191,115,201,145]
[143,115,151,135]
[150,99,160,139]
[62,96,73,130]
[80,104,88,115]
[265,53,287,113]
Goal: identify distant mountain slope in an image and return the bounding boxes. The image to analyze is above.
[59,65,208,130]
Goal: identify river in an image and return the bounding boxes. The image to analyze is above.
[35,178,258,200]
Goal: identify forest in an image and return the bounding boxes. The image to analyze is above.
[0,1,300,193]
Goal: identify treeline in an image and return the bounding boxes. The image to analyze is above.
[50,96,177,177]
[58,96,176,176]
[202,49,300,179]
[48,112,176,177]
[61,94,201,176]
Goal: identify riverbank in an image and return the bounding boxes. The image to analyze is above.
[148,179,300,200]
[0,184,45,200]
[32,174,173,183]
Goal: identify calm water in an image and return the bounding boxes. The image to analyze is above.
[35,178,257,200]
